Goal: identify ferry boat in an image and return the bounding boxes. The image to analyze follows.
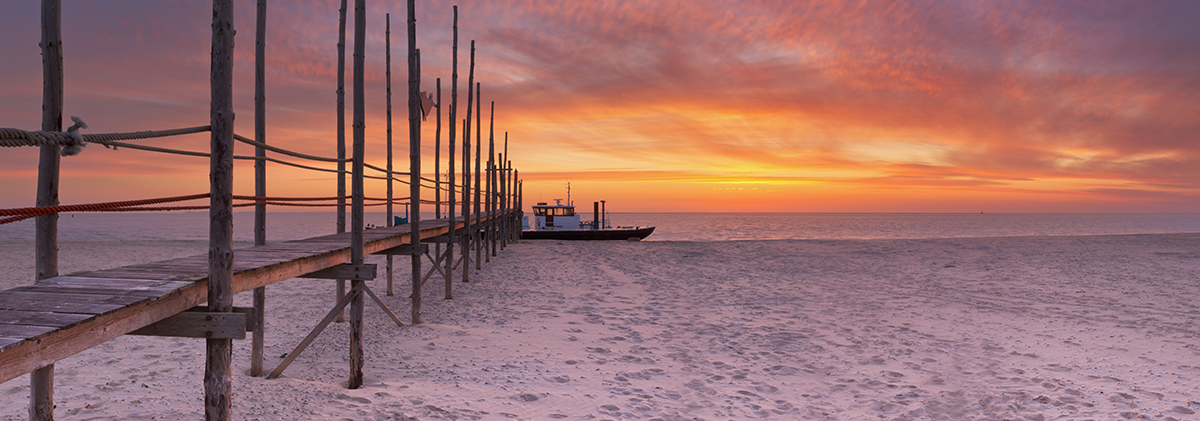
[521,199,654,241]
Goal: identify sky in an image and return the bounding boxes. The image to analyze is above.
[1,0,1197,213]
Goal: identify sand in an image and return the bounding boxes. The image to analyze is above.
[1,234,1198,420]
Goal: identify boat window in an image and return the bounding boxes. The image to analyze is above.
[533,207,574,216]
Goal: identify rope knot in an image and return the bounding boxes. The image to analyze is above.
[60,116,89,156]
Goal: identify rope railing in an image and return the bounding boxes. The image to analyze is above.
[0,192,465,225]
[3,120,466,194]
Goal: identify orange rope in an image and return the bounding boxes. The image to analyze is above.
[0,193,463,225]
[0,193,211,217]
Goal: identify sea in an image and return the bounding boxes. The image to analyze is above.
[2,212,1199,242]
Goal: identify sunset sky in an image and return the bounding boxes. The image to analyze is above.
[1,0,1197,213]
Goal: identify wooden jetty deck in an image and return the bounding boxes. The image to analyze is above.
[0,212,506,384]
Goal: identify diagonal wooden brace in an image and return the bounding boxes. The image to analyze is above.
[267,282,364,379]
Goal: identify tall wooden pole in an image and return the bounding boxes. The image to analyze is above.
[207,0,236,418]
[433,77,441,274]
[461,40,475,283]
[486,101,494,261]
[335,0,348,323]
[434,77,442,220]
[32,1,63,419]
[407,0,423,325]
[498,152,505,250]
[251,0,267,378]
[445,6,457,299]
[385,13,394,297]
[348,0,367,389]
[474,82,482,271]
[502,133,509,247]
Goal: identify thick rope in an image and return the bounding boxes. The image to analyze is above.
[3,120,461,194]
[0,193,211,217]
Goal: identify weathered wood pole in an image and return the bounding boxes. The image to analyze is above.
[407,0,423,325]
[461,40,475,283]
[445,6,457,299]
[207,0,236,418]
[32,1,63,419]
[516,173,522,240]
[498,152,505,250]
[335,0,348,323]
[251,0,267,378]
[435,78,442,221]
[473,82,482,271]
[502,133,510,247]
[513,159,518,242]
[385,13,394,297]
[348,0,367,389]
[498,132,506,250]
[486,101,495,260]
[433,77,441,266]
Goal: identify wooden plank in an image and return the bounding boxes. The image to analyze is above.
[0,302,123,319]
[373,243,428,256]
[0,325,56,338]
[128,311,246,339]
[299,264,376,281]
[0,311,91,328]
[0,291,150,306]
[12,285,178,298]
[36,277,186,288]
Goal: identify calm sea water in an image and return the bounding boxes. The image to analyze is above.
[2,212,1198,242]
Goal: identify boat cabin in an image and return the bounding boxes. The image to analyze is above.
[525,200,581,231]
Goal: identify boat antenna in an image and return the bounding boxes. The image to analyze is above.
[567,182,571,207]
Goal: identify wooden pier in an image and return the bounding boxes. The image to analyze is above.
[0,211,512,385]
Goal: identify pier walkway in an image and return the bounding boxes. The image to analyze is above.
[0,211,508,384]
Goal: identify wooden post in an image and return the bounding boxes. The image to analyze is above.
[474,82,482,271]
[434,78,442,221]
[407,0,423,325]
[332,0,348,323]
[385,13,394,297]
[207,0,236,419]
[461,40,474,283]
[502,133,509,247]
[513,159,518,241]
[486,101,495,261]
[498,152,505,250]
[516,174,522,241]
[445,6,457,300]
[349,0,367,389]
[32,1,63,419]
[251,0,267,378]
[433,77,441,270]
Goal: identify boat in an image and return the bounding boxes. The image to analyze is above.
[521,199,654,241]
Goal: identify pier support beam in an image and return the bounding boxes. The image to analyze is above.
[32,1,63,419]
[207,0,236,419]
[335,0,348,324]
[445,6,458,300]
[251,0,267,378]
[407,0,423,325]
[385,13,394,297]
[349,0,367,389]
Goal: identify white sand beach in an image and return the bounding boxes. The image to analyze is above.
[1,234,1198,420]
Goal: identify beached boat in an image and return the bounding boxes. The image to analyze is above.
[521,199,654,241]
